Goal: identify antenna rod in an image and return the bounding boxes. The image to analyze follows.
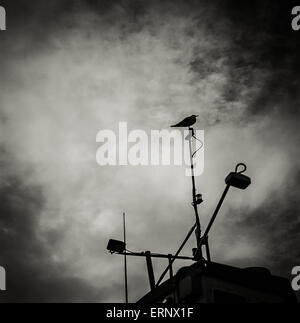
[199,184,230,248]
[123,212,128,303]
[115,252,194,260]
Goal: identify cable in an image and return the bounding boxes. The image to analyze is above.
[192,145,203,158]
[191,134,203,158]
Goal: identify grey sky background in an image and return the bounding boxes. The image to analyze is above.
[0,0,299,302]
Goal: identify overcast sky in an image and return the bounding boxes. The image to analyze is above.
[0,0,299,302]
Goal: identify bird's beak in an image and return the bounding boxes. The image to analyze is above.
[195,115,199,117]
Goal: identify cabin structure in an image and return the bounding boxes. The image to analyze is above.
[137,261,297,303]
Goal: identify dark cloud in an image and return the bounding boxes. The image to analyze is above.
[222,1,300,118]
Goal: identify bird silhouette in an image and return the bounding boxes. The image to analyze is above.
[171,115,199,127]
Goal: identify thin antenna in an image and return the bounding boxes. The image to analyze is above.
[123,212,128,303]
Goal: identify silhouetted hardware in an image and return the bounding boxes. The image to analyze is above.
[171,115,198,127]
[108,161,297,303]
[195,194,203,205]
[225,172,251,189]
[107,239,126,253]
[225,162,251,189]
[107,120,296,303]
[113,250,194,293]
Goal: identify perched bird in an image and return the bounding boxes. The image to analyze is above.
[171,115,199,127]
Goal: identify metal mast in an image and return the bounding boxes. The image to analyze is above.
[187,127,202,260]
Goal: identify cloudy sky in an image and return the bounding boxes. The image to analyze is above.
[0,0,299,302]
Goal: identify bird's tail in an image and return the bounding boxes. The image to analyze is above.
[170,125,176,127]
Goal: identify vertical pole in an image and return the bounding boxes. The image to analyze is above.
[145,251,156,291]
[123,212,128,303]
[188,128,202,258]
[168,254,173,279]
[204,236,211,263]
